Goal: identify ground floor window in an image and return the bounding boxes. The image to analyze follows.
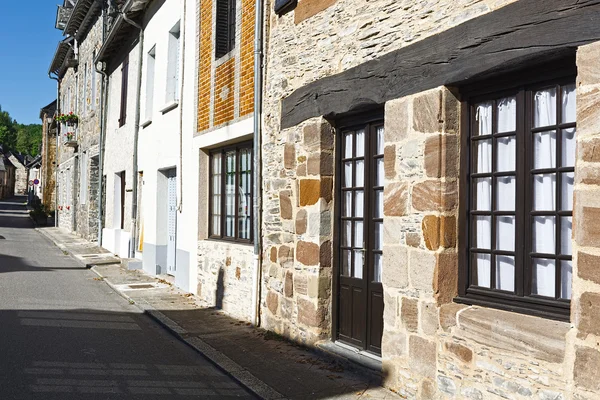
[209,142,253,242]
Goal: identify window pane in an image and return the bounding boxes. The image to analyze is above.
[373,253,382,283]
[474,102,493,136]
[534,87,557,128]
[225,150,236,237]
[376,158,384,186]
[374,190,383,218]
[341,250,351,277]
[472,253,491,288]
[474,139,492,173]
[497,136,516,172]
[238,148,251,239]
[473,177,492,211]
[343,191,352,217]
[561,128,576,167]
[374,222,383,251]
[354,221,364,248]
[561,84,576,124]
[533,216,556,254]
[376,126,384,155]
[496,216,515,251]
[211,153,222,236]
[473,216,491,249]
[344,132,353,158]
[561,172,574,211]
[355,160,364,187]
[560,260,573,299]
[533,130,557,169]
[353,250,363,279]
[355,129,365,157]
[355,191,364,218]
[344,162,353,187]
[497,96,516,133]
[496,176,515,211]
[533,173,556,211]
[532,258,556,297]
[496,255,515,292]
[342,221,351,247]
[560,216,572,256]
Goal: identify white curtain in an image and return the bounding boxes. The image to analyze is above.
[475,103,492,287]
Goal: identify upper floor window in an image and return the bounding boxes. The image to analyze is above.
[145,45,156,119]
[215,0,236,58]
[460,74,576,321]
[166,23,180,103]
[119,54,129,127]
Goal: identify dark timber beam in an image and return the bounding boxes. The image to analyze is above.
[281,0,600,129]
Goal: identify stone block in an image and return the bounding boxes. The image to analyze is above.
[382,330,406,357]
[577,292,600,337]
[420,379,436,399]
[439,303,467,331]
[406,232,421,247]
[299,179,320,206]
[295,209,307,234]
[385,97,410,143]
[437,375,457,396]
[384,182,409,216]
[440,215,456,248]
[308,274,330,299]
[266,290,279,315]
[422,215,440,250]
[577,41,600,87]
[270,246,277,263]
[574,346,600,391]
[443,88,460,135]
[303,120,334,151]
[382,245,409,289]
[412,180,457,212]
[421,302,438,335]
[383,217,403,245]
[320,176,333,202]
[284,143,296,169]
[320,240,332,268]
[444,341,473,363]
[297,297,327,328]
[409,249,436,292]
[280,190,292,220]
[294,274,308,296]
[413,90,442,134]
[577,251,600,284]
[307,151,334,176]
[434,251,458,305]
[401,297,419,332]
[577,164,600,186]
[384,145,396,179]
[296,163,306,176]
[576,206,600,247]
[409,335,436,379]
[284,271,294,298]
[577,87,600,136]
[384,292,397,327]
[296,241,320,266]
[580,137,600,163]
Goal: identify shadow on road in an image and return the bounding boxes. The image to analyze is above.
[0,254,80,274]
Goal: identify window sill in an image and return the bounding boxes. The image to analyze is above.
[141,119,152,128]
[159,101,179,114]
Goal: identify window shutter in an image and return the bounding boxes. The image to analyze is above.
[215,0,230,58]
[119,55,129,127]
[229,0,236,52]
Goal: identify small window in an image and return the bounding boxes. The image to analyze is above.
[460,74,576,320]
[119,55,129,127]
[80,152,88,205]
[209,142,253,242]
[145,45,156,119]
[166,23,180,103]
[91,51,97,112]
[215,0,236,58]
[82,63,87,117]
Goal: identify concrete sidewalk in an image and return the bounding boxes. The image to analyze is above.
[36,226,400,400]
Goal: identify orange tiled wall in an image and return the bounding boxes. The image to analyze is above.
[239,0,255,116]
[213,58,236,126]
[197,0,213,132]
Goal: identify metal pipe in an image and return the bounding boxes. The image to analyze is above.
[177,0,187,213]
[251,0,264,327]
[121,6,143,258]
[48,72,60,228]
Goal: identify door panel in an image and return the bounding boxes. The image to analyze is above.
[166,170,177,275]
[336,121,384,355]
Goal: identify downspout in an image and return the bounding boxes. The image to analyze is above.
[121,8,143,258]
[177,0,187,213]
[251,0,264,327]
[49,72,60,227]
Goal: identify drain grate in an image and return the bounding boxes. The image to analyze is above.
[128,284,155,289]
[0,236,5,240]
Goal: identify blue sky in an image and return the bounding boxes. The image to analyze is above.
[0,1,63,125]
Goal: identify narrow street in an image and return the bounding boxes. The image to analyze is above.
[0,196,255,399]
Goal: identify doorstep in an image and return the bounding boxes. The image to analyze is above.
[317,340,383,377]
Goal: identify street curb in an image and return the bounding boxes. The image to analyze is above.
[89,267,285,400]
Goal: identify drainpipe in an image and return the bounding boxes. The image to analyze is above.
[177,0,187,213]
[251,0,264,327]
[121,7,143,259]
[49,72,60,227]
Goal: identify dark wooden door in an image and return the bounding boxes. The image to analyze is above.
[120,171,126,230]
[337,120,384,355]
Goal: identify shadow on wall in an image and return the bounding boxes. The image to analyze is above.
[215,267,225,310]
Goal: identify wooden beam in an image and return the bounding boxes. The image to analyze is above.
[281,0,600,129]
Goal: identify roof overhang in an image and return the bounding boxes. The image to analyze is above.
[64,0,102,40]
[96,0,152,63]
[48,38,75,77]
[39,100,58,120]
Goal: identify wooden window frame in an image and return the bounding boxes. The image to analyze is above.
[208,141,253,244]
[119,55,129,127]
[215,0,236,59]
[456,62,576,322]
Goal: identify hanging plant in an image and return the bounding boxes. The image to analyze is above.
[56,112,79,125]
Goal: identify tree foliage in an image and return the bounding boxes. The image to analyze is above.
[0,105,42,157]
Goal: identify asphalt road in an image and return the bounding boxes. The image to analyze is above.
[0,196,255,400]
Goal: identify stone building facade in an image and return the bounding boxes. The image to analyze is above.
[193,0,257,320]
[8,154,29,196]
[39,101,57,211]
[261,0,600,398]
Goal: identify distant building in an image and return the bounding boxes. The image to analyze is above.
[0,149,16,200]
[39,100,57,211]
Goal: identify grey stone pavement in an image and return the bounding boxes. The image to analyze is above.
[29,204,402,399]
[0,196,254,399]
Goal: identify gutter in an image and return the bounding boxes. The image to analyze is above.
[251,0,264,327]
[48,72,60,228]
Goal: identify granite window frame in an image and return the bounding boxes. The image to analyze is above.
[456,64,577,322]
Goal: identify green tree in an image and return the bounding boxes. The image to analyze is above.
[0,105,42,156]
